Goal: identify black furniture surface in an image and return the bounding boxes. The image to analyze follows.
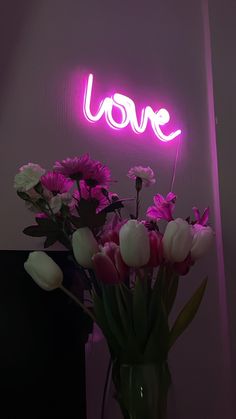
[0,251,89,418]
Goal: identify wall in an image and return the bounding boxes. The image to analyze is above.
[209,0,236,413]
[0,1,233,418]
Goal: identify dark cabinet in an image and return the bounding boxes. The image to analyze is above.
[0,251,88,418]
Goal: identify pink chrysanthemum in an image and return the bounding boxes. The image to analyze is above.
[53,154,111,187]
[53,154,92,180]
[84,161,111,187]
[72,182,110,213]
[41,172,73,194]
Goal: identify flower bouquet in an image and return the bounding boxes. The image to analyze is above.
[14,155,214,419]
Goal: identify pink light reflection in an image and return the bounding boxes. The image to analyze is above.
[83,73,181,142]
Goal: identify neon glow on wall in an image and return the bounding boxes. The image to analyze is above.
[83,73,181,142]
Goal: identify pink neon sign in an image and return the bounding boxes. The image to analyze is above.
[83,74,181,142]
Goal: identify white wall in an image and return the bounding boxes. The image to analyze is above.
[209,0,236,414]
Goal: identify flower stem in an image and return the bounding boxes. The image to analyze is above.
[60,285,96,322]
[135,189,140,219]
[135,177,142,219]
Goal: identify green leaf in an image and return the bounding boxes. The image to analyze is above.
[115,286,131,337]
[166,274,179,316]
[101,200,124,214]
[93,292,120,353]
[17,190,31,201]
[148,265,165,331]
[144,300,169,363]
[76,198,98,216]
[169,277,208,349]
[72,199,107,229]
[102,285,126,350]
[44,234,59,248]
[23,225,47,237]
[133,277,148,351]
[57,232,72,250]
[34,182,43,194]
[70,215,83,228]
[35,218,58,232]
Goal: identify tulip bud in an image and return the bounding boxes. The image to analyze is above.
[101,241,119,264]
[191,224,214,260]
[163,218,193,263]
[119,220,150,267]
[72,227,99,268]
[93,242,129,284]
[24,251,63,291]
[92,252,120,284]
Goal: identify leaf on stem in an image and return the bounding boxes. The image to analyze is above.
[169,277,208,349]
[166,274,179,316]
[133,277,148,351]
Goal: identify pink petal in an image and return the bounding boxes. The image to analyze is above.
[153,194,165,207]
[146,231,163,267]
[166,192,177,203]
[173,253,192,276]
[200,207,210,226]
[146,206,162,220]
[114,248,129,281]
[192,207,201,223]
[92,253,120,284]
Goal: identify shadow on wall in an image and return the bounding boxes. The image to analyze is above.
[0,1,36,111]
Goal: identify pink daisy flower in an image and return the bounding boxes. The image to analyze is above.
[54,154,111,187]
[53,154,92,181]
[41,172,73,194]
[84,161,111,187]
[72,182,110,213]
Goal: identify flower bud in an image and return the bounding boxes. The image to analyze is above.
[72,227,99,268]
[24,251,63,290]
[191,224,214,260]
[163,218,193,263]
[119,220,150,267]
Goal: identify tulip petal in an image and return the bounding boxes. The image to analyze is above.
[114,248,129,281]
[93,253,120,284]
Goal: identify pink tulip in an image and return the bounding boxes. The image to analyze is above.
[146,231,163,267]
[92,242,129,284]
[92,252,120,284]
[173,254,193,276]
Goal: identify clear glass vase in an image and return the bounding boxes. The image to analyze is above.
[114,363,171,419]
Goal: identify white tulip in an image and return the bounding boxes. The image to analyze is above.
[72,227,99,268]
[14,163,45,191]
[24,251,63,290]
[119,220,150,267]
[163,218,193,262]
[191,224,214,260]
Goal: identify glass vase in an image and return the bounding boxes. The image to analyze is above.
[114,363,170,419]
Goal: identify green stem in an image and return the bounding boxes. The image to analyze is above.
[60,285,96,322]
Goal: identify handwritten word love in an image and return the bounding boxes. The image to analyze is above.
[83,74,181,142]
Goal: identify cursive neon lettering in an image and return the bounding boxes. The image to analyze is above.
[83,73,181,142]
